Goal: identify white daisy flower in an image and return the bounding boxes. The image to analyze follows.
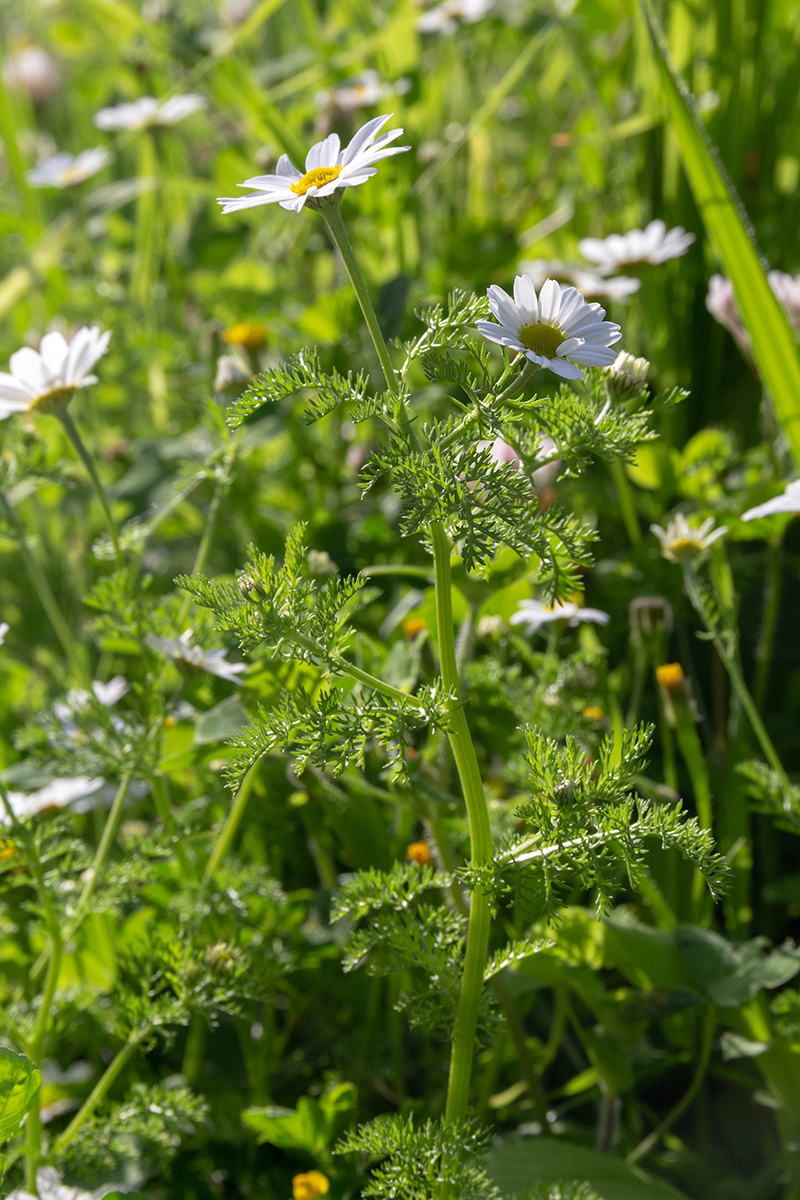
[510,599,610,636]
[476,275,622,380]
[26,147,110,188]
[317,71,408,114]
[705,274,752,358]
[93,93,206,132]
[146,630,247,683]
[519,259,641,302]
[6,1165,118,1200]
[3,45,61,104]
[767,270,800,334]
[0,778,104,826]
[579,220,695,272]
[742,480,800,522]
[0,623,8,646]
[218,114,409,215]
[0,326,111,421]
[417,0,493,35]
[650,513,727,562]
[607,350,650,399]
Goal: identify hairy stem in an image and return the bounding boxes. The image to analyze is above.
[57,408,124,568]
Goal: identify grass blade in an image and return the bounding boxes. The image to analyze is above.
[640,0,800,466]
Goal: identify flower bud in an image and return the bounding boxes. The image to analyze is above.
[607,350,650,400]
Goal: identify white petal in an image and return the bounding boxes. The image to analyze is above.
[305,132,340,171]
[9,347,46,392]
[341,114,392,166]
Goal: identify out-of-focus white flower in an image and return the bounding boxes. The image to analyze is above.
[476,435,560,490]
[767,270,800,334]
[478,436,521,469]
[214,354,251,393]
[417,0,493,34]
[0,327,110,421]
[742,480,800,522]
[607,350,650,399]
[0,623,8,646]
[224,0,255,20]
[0,778,104,826]
[650,513,727,562]
[510,599,610,636]
[145,630,247,683]
[219,115,409,215]
[477,614,506,637]
[94,94,206,132]
[3,45,61,104]
[26,147,110,188]
[705,274,751,358]
[7,1165,120,1200]
[579,220,695,272]
[317,71,409,114]
[92,676,130,707]
[476,275,621,380]
[519,259,641,302]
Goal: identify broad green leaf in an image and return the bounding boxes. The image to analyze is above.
[0,1048,42,1145]
[640,0,800,466]
[487,1139,690,1200]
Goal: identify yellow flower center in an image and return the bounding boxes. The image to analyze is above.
[290,165,343,196]
[60,165,88,185]
[656,662,686,691]
[668,536,703,558]
[518,322,565,358]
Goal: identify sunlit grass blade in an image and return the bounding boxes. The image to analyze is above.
[640,0,800,466]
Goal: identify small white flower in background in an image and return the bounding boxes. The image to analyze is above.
[6,1165,119,1200]
[26,147,110,188]
[214,353,251,393]
[478,437,521,469]
[2,45,61,104]
[767,270,800,334]
[0,326,111,421]
[742,480,800,522]
[0,778,104,826]
[705,274,752,358]
[607,350,650,399]
[219,115,409,215]
[146,630,247,683]
[224,0,255,20]
[519,259,641,302]
[477,614,506,637]
[93,93,206,132]
[92,676,130,707]
[510,599,610,636]
[650,513,728,563]
[476,275,621,380]
[476,435,560,490]
[317,71,409,114]
[578,219,695,272]
[0,623,8,646]
[417,0,493,34]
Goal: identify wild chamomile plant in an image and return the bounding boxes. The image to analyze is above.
[179,116,726,1195]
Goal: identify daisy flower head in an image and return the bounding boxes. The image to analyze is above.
[476,275,622,380]
[218,115,409,215]
[0,622,8,646]
[607,350,650,400]
[0,777,104,826]
[650,513,727,563]
[145,630,247,684]
[579,220,695,273]
[26,147,110,188]
[510,599,610,637]
[0,326,111,421]
[742,480,800,522]
[94,93,206,132]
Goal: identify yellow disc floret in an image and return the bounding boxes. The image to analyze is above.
[290,165,343,196]
[518,322,565,358]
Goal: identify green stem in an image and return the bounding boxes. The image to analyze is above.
[683,564,790,790]
[317,199,401,401]
[431,523,493,1124]
[74,760,139,918]
[611,458,642,546]
[152,774,193,877]
[52,1026,150,1157]
[753,536,782,710]
[204,763,260,881]
[0,490,88,681]
[57,408,124,568]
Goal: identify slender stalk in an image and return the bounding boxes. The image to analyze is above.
[177,432,241,628]
[152,774,193,878]
[52,1026,150,1157]
[753,536,782,709]
[0,490,89,681]
[611,458,642,546]
[57,408,124,568]
[75,760,139,917]
[204,763,260,882]
[683,563,790,790]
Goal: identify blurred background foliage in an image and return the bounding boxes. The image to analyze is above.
[3,1,800,1199]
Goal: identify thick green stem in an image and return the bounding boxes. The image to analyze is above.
[52,1026,150,1157]
[58,408,124,568]
[431,523,494,1124]
[204,763,260,882]
[0,490,88,681]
